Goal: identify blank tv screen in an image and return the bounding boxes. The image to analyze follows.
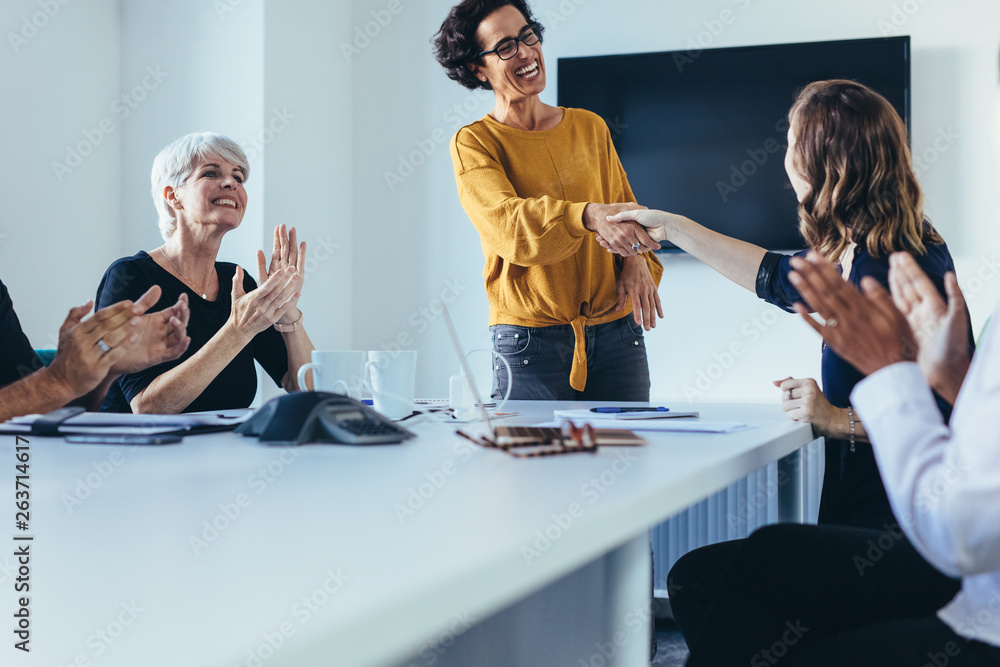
[558,37,910,251]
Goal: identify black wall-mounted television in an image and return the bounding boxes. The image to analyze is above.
[558,37,911,252]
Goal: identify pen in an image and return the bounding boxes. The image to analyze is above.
[591,407,670,414]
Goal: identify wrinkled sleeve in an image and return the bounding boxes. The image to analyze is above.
[755,250,809,313]
[450,128,589,267]
[854,357,1000,577]
[95,259,168,404]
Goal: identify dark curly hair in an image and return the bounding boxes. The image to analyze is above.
[434,0,544,91]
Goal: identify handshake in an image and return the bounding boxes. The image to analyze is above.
[582,203,676,257]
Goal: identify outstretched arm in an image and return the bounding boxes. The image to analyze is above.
[603,210,766,292]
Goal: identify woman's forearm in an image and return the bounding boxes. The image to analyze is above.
[279,319,315,392]
[130,321,252,414]
[664,215,768,292]
[820,407,871,443]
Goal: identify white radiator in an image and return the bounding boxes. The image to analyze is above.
[652,437,825,597]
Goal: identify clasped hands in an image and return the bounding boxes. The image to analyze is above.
[229,224,307,337]
[48,286,191,398]
[583,203,664,329]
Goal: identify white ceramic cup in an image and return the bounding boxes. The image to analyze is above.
[297,350,367,399]
[364,350,417,420]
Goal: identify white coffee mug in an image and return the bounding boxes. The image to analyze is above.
[364,350,417,420]
[297,350,367,399]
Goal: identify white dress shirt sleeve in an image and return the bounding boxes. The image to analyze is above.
[852,320,1000,578]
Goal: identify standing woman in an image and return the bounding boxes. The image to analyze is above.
[435,0,664,401]
[97,132,315,413]
[606,80,973,647]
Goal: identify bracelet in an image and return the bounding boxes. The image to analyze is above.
[847,406,856,453]
[274,309,303,333]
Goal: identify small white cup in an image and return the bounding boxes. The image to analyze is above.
[364,350,417,420]
[297,350,367,399]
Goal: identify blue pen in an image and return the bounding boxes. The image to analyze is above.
[591,407,670,414]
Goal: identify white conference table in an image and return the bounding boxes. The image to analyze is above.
[0,401,812,667]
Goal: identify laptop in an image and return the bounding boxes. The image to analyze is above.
[440,306,644,455]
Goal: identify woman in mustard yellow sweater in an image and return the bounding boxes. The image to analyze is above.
[434,0,664,401]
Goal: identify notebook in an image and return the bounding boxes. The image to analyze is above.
[441,306,644,453]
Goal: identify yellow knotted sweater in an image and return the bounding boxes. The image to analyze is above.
[449,107,663,391]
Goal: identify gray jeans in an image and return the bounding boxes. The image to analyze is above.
[490,317,651,401]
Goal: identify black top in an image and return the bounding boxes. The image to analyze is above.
[756,241,974,529]
[0,279,43,388]
[95,252,289,413]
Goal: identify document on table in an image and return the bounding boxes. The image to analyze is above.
[0,409,253,436]
[538,418,755,434]
[553,408,700,420]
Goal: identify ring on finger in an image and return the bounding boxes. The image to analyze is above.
[631,242,641,252]
[786,389,794,400]
[826,317,839,328]
[97,338,112,354]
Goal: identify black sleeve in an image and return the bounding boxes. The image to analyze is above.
[240,271,289,388]
[755,250,809,313]
[95,259,168,407]
[0,280,43,388]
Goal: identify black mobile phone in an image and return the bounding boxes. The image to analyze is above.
[65,434,183,445]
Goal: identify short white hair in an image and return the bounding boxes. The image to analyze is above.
[150,132,250,241]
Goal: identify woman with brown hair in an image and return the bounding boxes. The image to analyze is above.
[607,79,973,649]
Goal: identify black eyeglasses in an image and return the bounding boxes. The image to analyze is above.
[476,24,541,61]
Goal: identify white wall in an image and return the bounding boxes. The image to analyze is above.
[352,0,1000,402]
[119,0,266,269]
[0,0,122,348]
[2,0,998,406]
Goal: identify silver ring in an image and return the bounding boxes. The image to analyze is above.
[786,390,793,400]
[826,317,839,328]
[631,242,641,252]
[97,339,111,353]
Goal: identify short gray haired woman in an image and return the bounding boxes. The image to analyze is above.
[96,131,315,413]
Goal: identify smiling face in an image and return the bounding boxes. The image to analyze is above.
[166,155,247,233]
[468,5,546,103]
